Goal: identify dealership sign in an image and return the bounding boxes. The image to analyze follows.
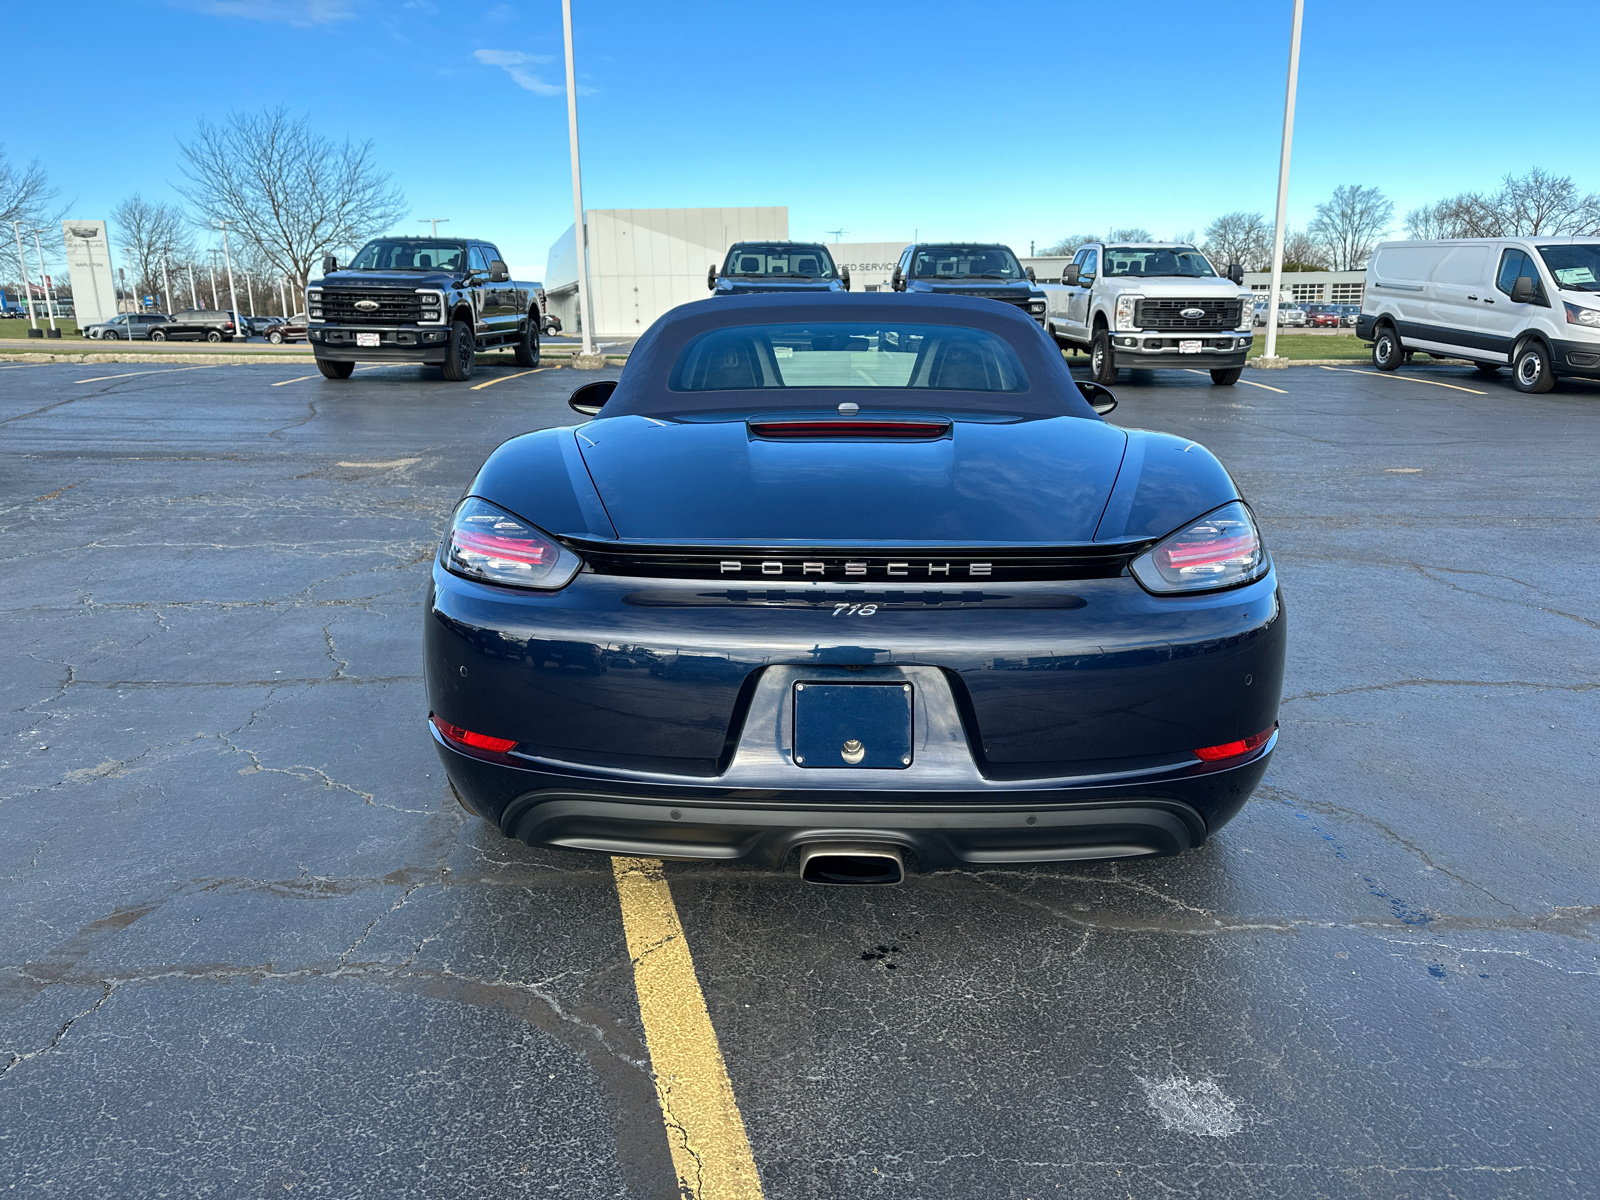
[61,220,117,326]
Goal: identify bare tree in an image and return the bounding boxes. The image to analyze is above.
[1281,228,1329,270]
[1405,170,1600,240]
[1307,185,1392,270]
[112,194,195,309]
[0,146,59,230]
[1108,226,1153,242]
[1203,211,1272,271]
[1404,201,1455,239]
[1038,232,1099,257]
[177,107,407,296]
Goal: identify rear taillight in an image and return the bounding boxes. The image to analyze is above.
[431,716,517,754]
[1194,725,1276,762]
[1130,501,1267,594]
[443,497,581,590]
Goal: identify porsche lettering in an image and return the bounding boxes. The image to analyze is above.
[717,560,991,577]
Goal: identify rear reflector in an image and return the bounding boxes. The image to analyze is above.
[748,419,950,439]
[1193,725,1276,762]
[431,716,517,754]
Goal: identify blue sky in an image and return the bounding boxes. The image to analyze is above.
[7,0,1597,277]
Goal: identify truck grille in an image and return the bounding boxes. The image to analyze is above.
[318,290,424,325]
[1135,298,1241,331]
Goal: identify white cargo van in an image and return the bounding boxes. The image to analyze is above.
[1358,238,1600,393]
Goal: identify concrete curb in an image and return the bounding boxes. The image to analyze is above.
[2,350,632,367]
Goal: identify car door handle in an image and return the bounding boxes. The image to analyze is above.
[1467,294,1478,300]
[1483,298,1494,304]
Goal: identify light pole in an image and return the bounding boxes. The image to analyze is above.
[1262,0,1305,366]
[188,262,200,310]
[207,249,220,309]
[219,219,243,339]
[161,254,174,316]
[562,0,595,358]
[29,228,60,337]
[12,221,40,336]
[419,218,450,236]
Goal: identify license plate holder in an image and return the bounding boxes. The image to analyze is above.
[793,682,913,770]
[1179,339,1202,354]
[356,332,381,348]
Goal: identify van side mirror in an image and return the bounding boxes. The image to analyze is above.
[569,380,617,416]
[840,266,851,291]
[488,259,510,283]
[1510,276,1536,304]
[322,255,338,275]
[1063,264,1081,286]
[1025,266,1037,282]
[1075,380,1117,416]
[1227,263,1244,284]
[707,265,718,292]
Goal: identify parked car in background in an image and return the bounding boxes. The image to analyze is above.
[1359,236,1600,393]
[83,313,173,340]
[542,313,563,335]
[1308,310,1342,328]
[709,241,849,295]
[893,242,1047,326]
[1253,302,1307,328]
[1337,304,1360,326]
[264,313,308,344]
[248,315,284,336]
[1040,242,1253,384]
[149,310,241,342]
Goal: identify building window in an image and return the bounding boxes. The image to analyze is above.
[1290,282,1322,301]
[1330,283,1364,303]
[864,285,880,292]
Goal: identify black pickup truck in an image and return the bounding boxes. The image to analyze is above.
[708,241,850,296]
[306,237,546,381]
[890,242,1048,325]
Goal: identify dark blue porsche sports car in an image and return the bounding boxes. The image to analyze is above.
[426,293,1285,885]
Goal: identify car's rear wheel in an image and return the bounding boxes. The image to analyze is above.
[149,329,166,342]
[316,357,355,380]
[1090,329,1118,384]
[267,330,284,344]
[1210,367,1242,386]
[513,312,540,367]
[1372,325,1403,371]
[1512,337,1555,394]
[206,330,223,343]
[441,318,476,381]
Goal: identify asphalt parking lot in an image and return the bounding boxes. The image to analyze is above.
[3,355,1597,1198]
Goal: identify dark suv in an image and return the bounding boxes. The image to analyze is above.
[891,243,1048,325]
[150,310,241,342]
[709,242,849,296]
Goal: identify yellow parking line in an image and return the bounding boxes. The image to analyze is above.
[74,364,222,384]
[612,857,764,1199]
[1185,368,1287,394]
[1318,365,1487,395]
[469,367,548,391]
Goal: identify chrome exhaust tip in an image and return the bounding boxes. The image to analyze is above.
[798,843,905,886]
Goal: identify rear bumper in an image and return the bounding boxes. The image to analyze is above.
[439,733,1272,870]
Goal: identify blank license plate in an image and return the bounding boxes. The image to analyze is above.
[793,682,913,770]
[1179,339,1202,353]
[356,332,380,348]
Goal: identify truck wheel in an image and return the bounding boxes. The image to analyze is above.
[1371,325,1403,371]
[442,318,476,381]
[513,314,541,367]
[315,357,355,380]
[1090,329,1118,384]
[1511,337,1555,394]
[1210,368,1242,386]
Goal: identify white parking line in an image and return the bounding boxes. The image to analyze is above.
[1184,368,1287,394]
[1318,365,1487,395]
[74,365,223,384]
[469,367,548,391]
[271,375,322,386]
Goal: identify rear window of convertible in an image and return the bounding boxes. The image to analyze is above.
[669,322,1028,392]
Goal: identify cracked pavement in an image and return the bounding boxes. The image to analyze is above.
[1,359,1597,1197]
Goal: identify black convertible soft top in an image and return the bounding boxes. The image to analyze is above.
[598,293,1100,420]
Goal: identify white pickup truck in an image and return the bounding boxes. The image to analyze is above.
[1039,242,1257,386]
